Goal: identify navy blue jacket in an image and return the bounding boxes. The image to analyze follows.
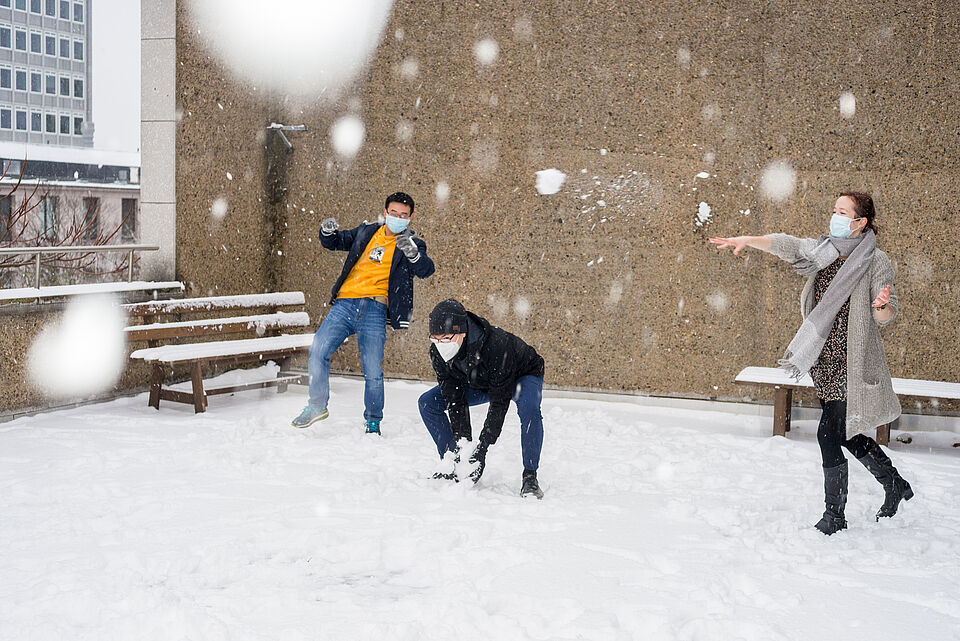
[320,222,435,330]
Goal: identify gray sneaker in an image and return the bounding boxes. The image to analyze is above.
[292,405,329,428]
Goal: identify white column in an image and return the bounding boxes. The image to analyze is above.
[139,0,176,281]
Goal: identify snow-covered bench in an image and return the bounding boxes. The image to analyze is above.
[735,366,960,445]
[125,292,313,413]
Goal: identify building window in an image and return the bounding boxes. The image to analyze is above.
[30,0,40,14]
[0,67,10,89]
[41,195,57,241]
[58,0,67,18]
[121,198,138,242]
[15,109,26,130]
[44,111,54,132]
[58,113,68,134]
[14,29,25,51]
[30,110,40,131]
[29,31,40,53]
[0,108,10,129]
[14,69,25,91]
[30,71,40,92]
[72,1,80,22]
[44,0,54,16]
[58,75,68,96]
[0,196,12,243]
[59,37,68,58]
[44,74,54,94]
[44,33,54,56]
[15,0,25,10]
[0,27,9,49]
[72,39,81,60]
[0,0,8,7]
[81,197,100,241]
[73,77,82,98]
[72,115,80,135]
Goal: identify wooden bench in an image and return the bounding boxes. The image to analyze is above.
[125,292,314,413]
[735,366,960,445]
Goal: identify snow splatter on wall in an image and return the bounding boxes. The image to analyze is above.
[696,202,712,227]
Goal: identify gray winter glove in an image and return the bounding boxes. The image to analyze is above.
[320,217,339,236]
[395,229,420,262]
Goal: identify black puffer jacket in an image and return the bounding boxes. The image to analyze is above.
[430,312,544,445]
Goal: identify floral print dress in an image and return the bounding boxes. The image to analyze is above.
[809,257,850,401]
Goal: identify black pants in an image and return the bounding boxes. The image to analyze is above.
[817,400,874,467]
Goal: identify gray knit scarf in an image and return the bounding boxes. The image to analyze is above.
[778,230,876,380]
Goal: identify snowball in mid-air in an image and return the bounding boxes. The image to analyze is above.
[186,0,394,98]
[759,161,796,202]
[535,168,566,195]
[330,115,365,158]
[474,38,499,66]
[28,295,126,399]
[435,181,450,202]
[211,197,228,220]
[839,91,856,119]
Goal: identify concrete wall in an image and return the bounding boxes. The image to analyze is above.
[170,0,959,409]
[3,0,958,417]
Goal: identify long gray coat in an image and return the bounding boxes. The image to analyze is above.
[768,234,901,438]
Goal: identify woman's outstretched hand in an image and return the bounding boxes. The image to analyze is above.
[709,236,751,255]
[872,285,892,309]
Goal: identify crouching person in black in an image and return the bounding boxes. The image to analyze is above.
[418,299,545,499]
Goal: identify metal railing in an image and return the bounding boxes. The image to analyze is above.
[0,244,160,289]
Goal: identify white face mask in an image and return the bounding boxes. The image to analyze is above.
[434,340,461,362]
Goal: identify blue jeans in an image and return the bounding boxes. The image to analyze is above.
[418,375,544,471]
[308,298,386,422]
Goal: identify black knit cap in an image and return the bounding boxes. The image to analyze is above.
[429,299,468,335]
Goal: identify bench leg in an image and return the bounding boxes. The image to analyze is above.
[148,363,165,410]
[189,361,208,413]
[876,423,890,446]
[277,357,291,394]
[773,387,793,437]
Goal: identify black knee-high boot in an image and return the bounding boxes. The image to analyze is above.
[815,461,848,535]
[856,440,914,521]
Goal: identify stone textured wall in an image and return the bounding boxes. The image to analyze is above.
[169,0,959,407]
[3,0,957,416]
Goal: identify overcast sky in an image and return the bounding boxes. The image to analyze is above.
[91,0,140,154]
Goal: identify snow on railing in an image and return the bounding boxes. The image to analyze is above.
[0,280,184,303]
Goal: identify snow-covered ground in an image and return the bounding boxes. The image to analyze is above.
[2,368,958,641]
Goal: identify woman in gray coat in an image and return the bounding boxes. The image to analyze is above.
[710,191,913,535]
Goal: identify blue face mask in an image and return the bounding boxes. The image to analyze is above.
[385,215,410,234]
[829,213,860,238]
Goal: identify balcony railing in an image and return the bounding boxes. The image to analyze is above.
[0,244,159,289]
